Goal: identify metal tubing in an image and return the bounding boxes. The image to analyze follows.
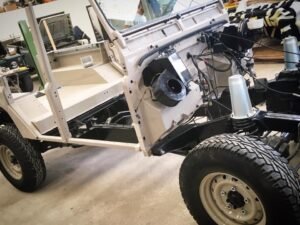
[68,138,140,151]
[36,134,140,152]
[25,4,71,141]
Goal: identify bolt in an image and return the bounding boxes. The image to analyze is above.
[221,190,226,197]
[226,204,232,210]
[244,199,249,204]
[241,209,247,215]
[231,187,236,192]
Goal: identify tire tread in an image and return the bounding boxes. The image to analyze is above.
[180,134,300,224]
[0,124,46,192]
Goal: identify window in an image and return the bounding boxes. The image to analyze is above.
[97,0,216,31]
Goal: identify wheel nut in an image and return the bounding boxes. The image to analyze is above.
[231,186,236,192]
[221,190,226,196]
[241,209,247,215]
[244,199,249,204]
[226,204,232,209]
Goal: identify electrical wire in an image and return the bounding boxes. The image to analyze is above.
[203,33,300,99]
[188,30,300,127]
[206,33,219,97]
[191,30,297,118]
[207,86,229,96]
[197,53,233,72]
[189,53,208,90]
[197,34,233,72]
[201,33,247,73]
[250,74,300,98]
[206,32,300,66]
[189,33,238,117]
[219,32,300,57]
[211,99,232,111]
[189,50,233,119]
[134,89,147,111]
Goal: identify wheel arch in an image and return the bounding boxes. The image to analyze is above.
[0,107,39,140]
[0,107,14,124]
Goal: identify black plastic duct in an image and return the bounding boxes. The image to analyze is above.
[152,70,187,107]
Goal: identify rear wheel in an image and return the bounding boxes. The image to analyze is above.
[0,125,46,192]
[179,134,300,225]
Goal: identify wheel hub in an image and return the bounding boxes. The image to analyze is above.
[227,189,245,209]
[200,172,266,225]
[0,145,23,180]
[10,155,18,165]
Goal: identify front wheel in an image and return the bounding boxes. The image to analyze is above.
[179,134,300,225]
[0,125,46,192]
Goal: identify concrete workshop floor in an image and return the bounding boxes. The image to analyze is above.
[0,63,295,225]
[0,148,193,225]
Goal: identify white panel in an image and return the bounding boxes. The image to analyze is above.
[33,82,124,134]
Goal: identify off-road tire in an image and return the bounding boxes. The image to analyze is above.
[180,134,300,225]
[0,124,46,192]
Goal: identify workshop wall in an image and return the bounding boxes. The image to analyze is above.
[0,0,96,42]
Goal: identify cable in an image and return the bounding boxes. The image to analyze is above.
[219,32,300,57]
[202,33,248,74]
[198,53,233,72]
[190,51,222,99]
[219,37,300,97]
[197,35,300,112]
[190,54,233,119]
[194,32,300,119]
[134,89,147,111]
[206,33,219,97]
[250,75,300,98]
[208,86,229,96]
[189,53,222,115]
[189,53,209,91]
[224,49,246,73]
[211,99,232,111]
[206,32,300,66]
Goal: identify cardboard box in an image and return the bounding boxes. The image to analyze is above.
[4,3,17,12]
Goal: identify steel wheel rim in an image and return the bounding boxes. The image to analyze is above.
[0,145,23,180]
[199,172,266,225]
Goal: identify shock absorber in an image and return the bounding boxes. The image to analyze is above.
[229,75,257,132]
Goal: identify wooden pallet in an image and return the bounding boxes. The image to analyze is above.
[247,0,280,6]
[253,46,284,63]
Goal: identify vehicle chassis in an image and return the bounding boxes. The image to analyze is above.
[0,1,299,225]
